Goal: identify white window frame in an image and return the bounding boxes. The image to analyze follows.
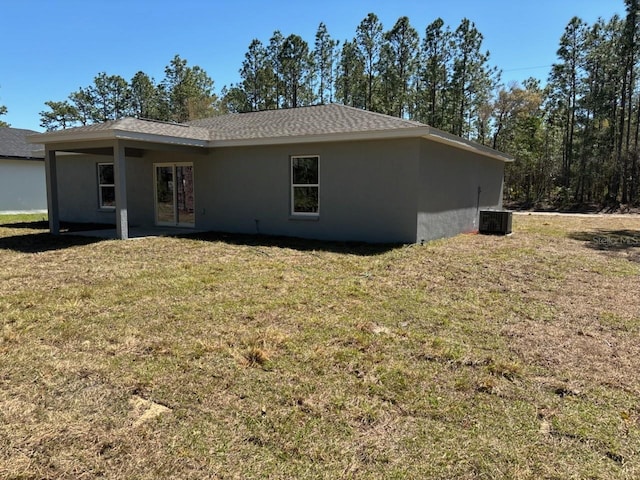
[290,155,320,217]
[97,163,115,210]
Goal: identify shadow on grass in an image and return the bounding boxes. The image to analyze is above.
[0,232,103,253]
[0,221,401,256]
[0,221,114,232]
[0,221,109,253]
[568,229,640,252]
[0,220,50,230]
[179,231,402,256]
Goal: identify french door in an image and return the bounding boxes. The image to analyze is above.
[154,163,195,227]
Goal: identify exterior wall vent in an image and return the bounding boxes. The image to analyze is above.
[479,210,512,235]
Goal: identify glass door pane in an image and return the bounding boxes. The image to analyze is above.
[176,165,195,226]
[156,166,175,225]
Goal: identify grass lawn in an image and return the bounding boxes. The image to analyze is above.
[1,213,639,479]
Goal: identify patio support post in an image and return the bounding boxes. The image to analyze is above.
[114,140,129,240]
[44,147,60,235]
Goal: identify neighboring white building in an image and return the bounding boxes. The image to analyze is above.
[0,127,46,213]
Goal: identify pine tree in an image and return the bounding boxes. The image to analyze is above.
[130,71,165,120]
[267,31,285,109]
[162,55,216,122]
[576,18,619,203]
[619,0,639,202]
[0,86,7,127]
[355,13,383,111]
[548,17,586,191]
[90,73,130,122]
[0,105,8,127]
[335,40,365,108]
[240,39,274,111]
[278,34,314,108]
[68,88,95,126]
[39,100,79,131]
[378,16,419,118]
[417,18,453,129]
[449,18,497,139]
[314,23,338,104]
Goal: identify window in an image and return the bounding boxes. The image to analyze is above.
[291,155,319,215]
[98,163,115,209]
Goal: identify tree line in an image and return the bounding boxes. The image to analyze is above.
[540,2,640,207]
[38,55,217,129]
[35,1,640,207]
[221,14,500,141]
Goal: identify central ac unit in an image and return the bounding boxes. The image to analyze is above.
[479,210,512,235]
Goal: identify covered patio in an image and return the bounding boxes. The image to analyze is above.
[28,118,210,240]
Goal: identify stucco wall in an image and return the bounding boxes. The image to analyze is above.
[56,153,157,227]
[53,137,506,244]
[57,154,113,225]
[417,139,505,243]
[194,138,420,243]
[0,158,47,213]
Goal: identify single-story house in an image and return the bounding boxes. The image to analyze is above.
[0,127,47,213]
[28,104,513,243]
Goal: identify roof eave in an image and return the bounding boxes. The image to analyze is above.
[111,129,210,148]
[211,126,433,147]
[211,126,514,163]
[26,121,513,162]
[0,154,44,161]
[423,128,515,163]
[27,130,114,144]
[27,129,209,149]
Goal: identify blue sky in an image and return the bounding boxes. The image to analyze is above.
[1,0,627,131]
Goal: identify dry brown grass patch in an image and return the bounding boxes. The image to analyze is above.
[1,213,639,479]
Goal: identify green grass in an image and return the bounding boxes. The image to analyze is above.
[1,213,639,479]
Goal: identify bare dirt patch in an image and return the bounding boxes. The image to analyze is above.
[129,395,172,428]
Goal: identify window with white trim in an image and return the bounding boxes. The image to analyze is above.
[97,163,115,209]
[291,155,319,215]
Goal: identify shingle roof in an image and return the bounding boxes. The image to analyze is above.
[188,104,426,140]
[27,104,428,147]
[27,104,513,162]
[37,117,211,141]
[0,127,43,159]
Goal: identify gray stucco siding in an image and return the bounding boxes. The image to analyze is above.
[52,136,505,244]
[56,153,157,227]
[417,139,505,243]
[196,138,420,243]
[319,139,419,243]
[196,145,285,236]
[56,154,114,224]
